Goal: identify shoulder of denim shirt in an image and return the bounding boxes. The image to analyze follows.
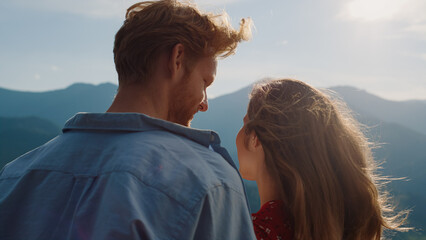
[0,112,246,211]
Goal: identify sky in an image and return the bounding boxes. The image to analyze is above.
[0,0,425,101]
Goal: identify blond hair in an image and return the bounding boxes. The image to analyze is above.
[246,79,409,240]
[113,0,252,84]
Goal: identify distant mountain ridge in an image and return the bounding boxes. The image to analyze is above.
[329,86,426,135]
[1,83,425,133]
[0,83,117,126]
[0,116,60,168]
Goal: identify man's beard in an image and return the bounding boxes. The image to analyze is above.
[167,84,199,127]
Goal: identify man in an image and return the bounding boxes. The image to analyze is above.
[0,0,255,239]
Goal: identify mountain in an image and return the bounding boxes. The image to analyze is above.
[0,83,117,126]
[329,86,426,135]
[0,116,60,168]
[359,119,426,234]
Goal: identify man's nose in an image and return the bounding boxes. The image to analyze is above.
[199,94,208,112]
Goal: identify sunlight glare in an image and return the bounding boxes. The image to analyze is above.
[346,0,407,21]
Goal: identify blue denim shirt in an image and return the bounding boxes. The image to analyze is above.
[0,113,256,240]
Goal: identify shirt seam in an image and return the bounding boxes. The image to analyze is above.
[190,183,246,213]
[1,167,211,212]
[1,167,246,201]
[174,183,247,239]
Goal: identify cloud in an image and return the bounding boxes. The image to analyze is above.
[340,0,426,22]
[276,40,288,46]
[50,65,60,71]
[34,73,41,80]
[339,0,426,39]
[405,23,426,39]
[401,51,426,61]
[11,0,242,19]
[11,0,139,19]
[341,0,404,22]
[196,0,242,6]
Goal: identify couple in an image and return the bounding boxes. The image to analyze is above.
[0,1,406,239]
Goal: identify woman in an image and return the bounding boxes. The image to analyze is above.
[236,79,408,240]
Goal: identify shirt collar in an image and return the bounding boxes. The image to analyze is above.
[63,112,221,148]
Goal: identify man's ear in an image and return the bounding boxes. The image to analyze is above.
[168,43,185,82]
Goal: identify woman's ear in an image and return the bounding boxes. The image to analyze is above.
[168,43,185,82]
[248,132,264,153]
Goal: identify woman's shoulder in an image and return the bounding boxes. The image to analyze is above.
[252,200,293,240]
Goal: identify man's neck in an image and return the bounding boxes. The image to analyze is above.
[107,82,170,120]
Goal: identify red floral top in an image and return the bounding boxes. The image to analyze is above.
[251,200,293,240]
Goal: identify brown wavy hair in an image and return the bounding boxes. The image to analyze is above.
[113,0,252,85]
[245,79,409,240]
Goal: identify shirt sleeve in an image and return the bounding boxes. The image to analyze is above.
[188,185,257,240]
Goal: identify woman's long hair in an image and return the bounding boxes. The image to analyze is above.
[245,79,409,240]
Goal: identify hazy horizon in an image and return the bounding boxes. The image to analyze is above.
[2,81,426,103]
